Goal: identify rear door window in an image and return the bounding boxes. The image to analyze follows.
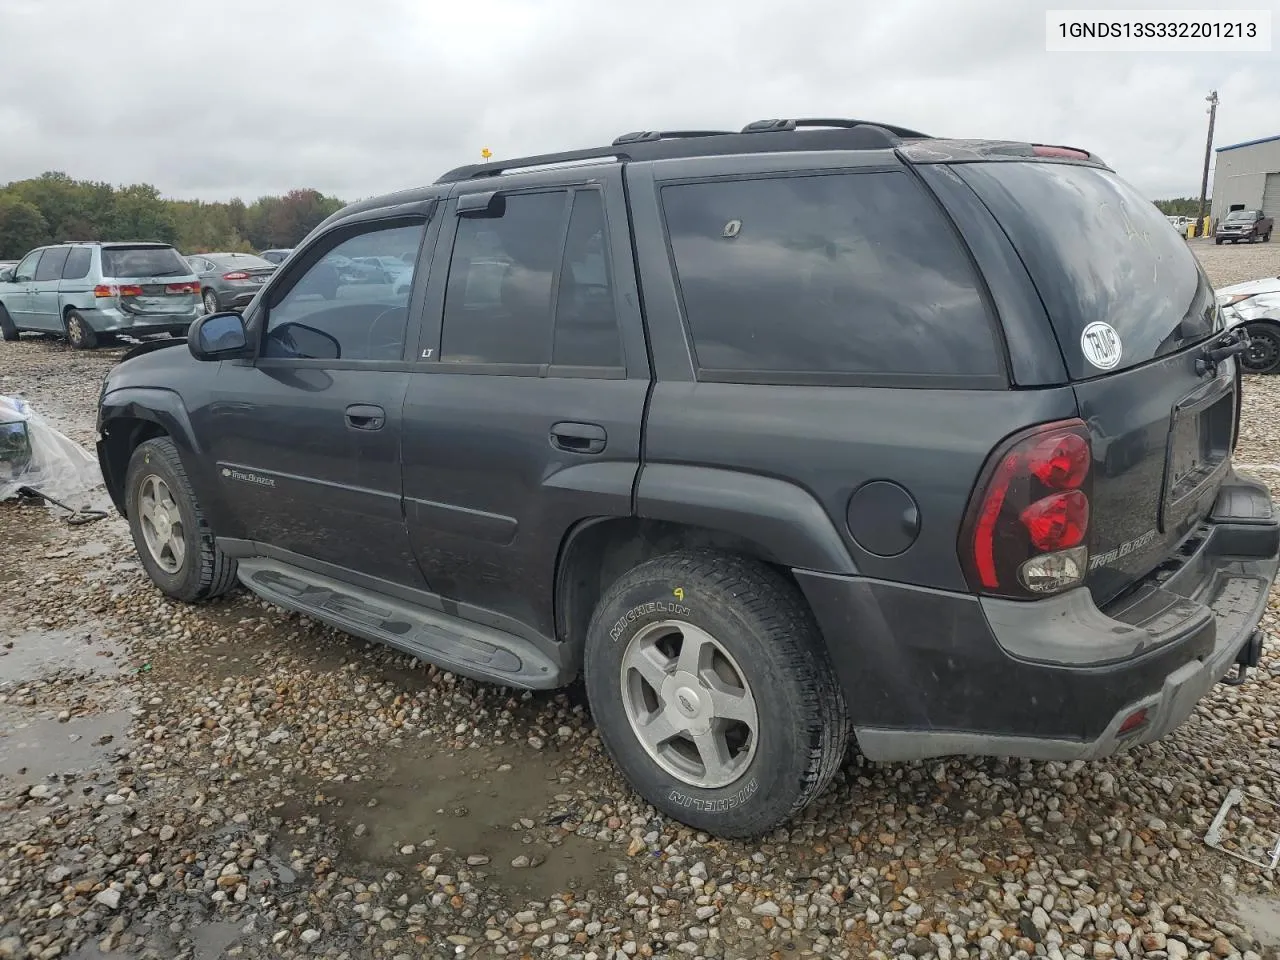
[957,162,1218,380]
[34,247,70,281]
[101,246,192,279]
[660,171,1002,383]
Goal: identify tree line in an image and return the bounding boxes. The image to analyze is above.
[1154,197,1208,218]
[0,171,345,260]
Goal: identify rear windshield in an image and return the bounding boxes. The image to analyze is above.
[958,162,1218,380]
[101,246,192,279]
[210,254,274,269]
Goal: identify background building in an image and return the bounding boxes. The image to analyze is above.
[1211,134,1280,225]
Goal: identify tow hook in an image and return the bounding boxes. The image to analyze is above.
[1221,629,1264,686]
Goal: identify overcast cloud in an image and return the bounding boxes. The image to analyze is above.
[0,0,1276,203]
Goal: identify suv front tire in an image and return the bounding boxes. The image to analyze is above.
[125,437,237,602]
[584,550,849,837]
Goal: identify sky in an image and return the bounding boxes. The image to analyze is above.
[0,0,1276,204]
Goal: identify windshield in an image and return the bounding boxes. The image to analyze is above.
[102,246,192,279]
[1226,211,1257,222]
[958,161,1219,380]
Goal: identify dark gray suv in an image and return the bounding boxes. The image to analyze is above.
[96,119,1279,837]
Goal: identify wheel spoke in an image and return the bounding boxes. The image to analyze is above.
[636,710,682,750]
[628,643,675,693]
[692,728,735,782]
[705,675,757,727]
[676,626,713,677]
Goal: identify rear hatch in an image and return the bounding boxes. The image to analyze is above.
[957,160,1231,604]
[101,245,200,314]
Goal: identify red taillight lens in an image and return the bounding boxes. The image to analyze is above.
[93,284,115,298]
[165,281,198,295]
[223,271,249,281]
[961,419,1093,598]
[1020,490,1089,551]
[117,284,143,297]
[1027,432,1090,489]
[1032,144,1090,160]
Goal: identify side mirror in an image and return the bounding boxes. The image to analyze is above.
[188,311,251,361]
[263,321,341,361]
[0,268,13,283]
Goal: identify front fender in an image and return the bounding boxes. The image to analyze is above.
[98,388,224,525]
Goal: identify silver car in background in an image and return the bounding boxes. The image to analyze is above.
[0,241,199,349]
[186,252,277,314]
[1218,275,1280,373]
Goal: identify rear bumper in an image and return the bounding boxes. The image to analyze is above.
[84,305,199,335]
[799,471,1278,762]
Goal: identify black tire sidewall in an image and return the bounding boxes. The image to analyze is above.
[125,441,206,600]
[65,310,95,349]
[0,305,17,341]
[585,561,832,834]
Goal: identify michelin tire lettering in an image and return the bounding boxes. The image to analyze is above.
[609,601,693,641]
[667,778,759,812]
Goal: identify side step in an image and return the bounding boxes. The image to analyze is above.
[236,558,563,690]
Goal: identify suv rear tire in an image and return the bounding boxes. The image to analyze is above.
[584,549,849,837]
[64,309,97,350]
[125,437,237,602]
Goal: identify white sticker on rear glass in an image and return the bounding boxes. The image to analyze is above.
[1080,321,1122,370]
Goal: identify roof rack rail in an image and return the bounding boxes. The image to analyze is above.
[612,130,737,145]
[742,118,932,139]
[436,147,629,184]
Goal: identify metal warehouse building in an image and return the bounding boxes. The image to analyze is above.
[1211,133,1280,225]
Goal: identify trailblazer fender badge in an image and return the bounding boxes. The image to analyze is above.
[1081,321,1122,371]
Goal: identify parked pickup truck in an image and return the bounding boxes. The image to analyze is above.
[96,119,1279,837]
[1216,209,1274,244]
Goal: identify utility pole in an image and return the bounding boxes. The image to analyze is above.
[1197,90,1218,237]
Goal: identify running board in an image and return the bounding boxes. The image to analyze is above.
[236,558,562,690]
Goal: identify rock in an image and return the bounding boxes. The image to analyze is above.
[94,888,121,909]
[467,854,490,866]
[45,865,71,885]
[1093,944,1115,959]
[104,793,125,805]
[158,825,176,842]
[299,929,320,944]
[510,856,531,868]
[0,938,25,960]
[1168,940,1189,960]
[1212,937,1235,958]
[1143,932,1168,951]
[627,837,645,856]
[752,901,781,917]
[27,784,51,799]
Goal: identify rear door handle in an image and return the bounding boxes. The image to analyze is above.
[550,421,607,454]
[345,403,386,431]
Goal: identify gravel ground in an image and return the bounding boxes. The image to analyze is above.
[3,239,1280,960]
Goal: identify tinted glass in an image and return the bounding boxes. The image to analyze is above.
[34,247,70,281]
[101,246,192,279]
[662,172,999,378]
[62,247,91,280]
[209,253,275,269]
[441,191,568,365]
[553,191,622,368]
[958,162,1218,380]
[13,250,42,282]
[264,223,424,361]
[1225,210,1257,222]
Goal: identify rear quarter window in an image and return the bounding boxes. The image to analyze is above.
[660,170,1003,384]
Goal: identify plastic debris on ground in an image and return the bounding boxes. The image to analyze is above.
[0,394,104,507]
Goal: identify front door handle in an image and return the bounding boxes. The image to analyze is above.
[550,421,607,454]
[345,403,386,431]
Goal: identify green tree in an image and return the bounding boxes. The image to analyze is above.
[0,198,49,258]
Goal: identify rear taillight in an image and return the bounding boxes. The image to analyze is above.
[93,284,142,297]
[165,281,198,295]
[961,419,1093,598]
[223,271,249,281]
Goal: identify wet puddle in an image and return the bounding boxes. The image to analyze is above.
[0,704,133,785]
[312,741,620,899]
[64,919,244,960]
[0,626,125,685]
[1236,893,1280,947]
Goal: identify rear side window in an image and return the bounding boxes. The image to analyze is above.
[101,246,191,279]
[958,162,1217,380]
[661,171,1001,382]
[441,191,567,365]
[34,247,70,281]
[553,190,622,368]
[62,247,91,280]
